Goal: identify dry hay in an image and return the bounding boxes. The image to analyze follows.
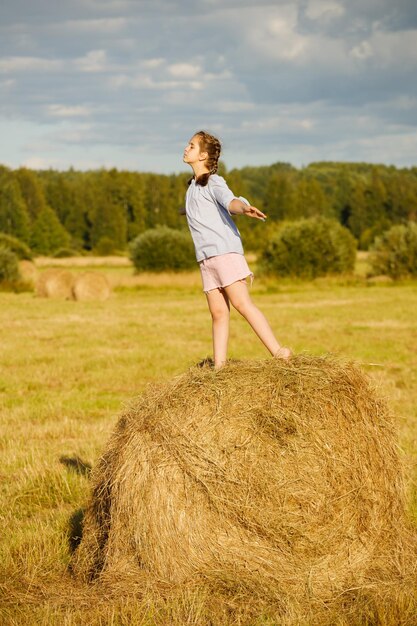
[71,271,111,301]
[36,268,74,299]
[35,255,131,268]
[72,356,417,624]
[18,259,38,285]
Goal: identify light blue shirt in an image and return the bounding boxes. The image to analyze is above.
[185,175,244,262]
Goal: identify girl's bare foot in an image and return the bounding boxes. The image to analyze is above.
[274,347,292,360]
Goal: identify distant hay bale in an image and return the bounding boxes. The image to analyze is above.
[18,260,38,286]
[71,271,111,301]
[36,268,74,299]
[367,274,394,285]
[73,356,416,623]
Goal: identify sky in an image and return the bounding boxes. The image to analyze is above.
[1,0,417,174]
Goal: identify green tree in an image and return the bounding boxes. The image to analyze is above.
[263,171,295,221]
[40,172,74,225]
[0,166,31,242]
[116,171,146,241]
[61,174,94,250]
[293,176,331,220]
[15,167,47,220]
[31,206,71,255]
[385,171,417,224]
[87,171,127,250]
[343,178,367,240]
[143,173,171,229]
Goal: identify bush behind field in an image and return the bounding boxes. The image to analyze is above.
[369,222,417,280]
[0,245,21,283]
[260,217,357,279]
[0,232,33,260]
[129,226,196,272]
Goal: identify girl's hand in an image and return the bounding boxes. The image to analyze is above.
[228,197,267,220]
[243,205,267,221]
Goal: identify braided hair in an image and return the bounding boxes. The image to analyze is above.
[192,130,222,187]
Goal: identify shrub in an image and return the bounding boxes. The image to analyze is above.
[0,246,21,283]
[93,237,117,256]
[0,232,32,260]
[368,222,417,280]
[358,218,392,251]
[260,217,357,279]
[129,227,195,272]
[53,248,78,258]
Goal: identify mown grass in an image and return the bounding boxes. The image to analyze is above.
[0,257,416,625]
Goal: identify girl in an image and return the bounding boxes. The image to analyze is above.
[183,130,291,369]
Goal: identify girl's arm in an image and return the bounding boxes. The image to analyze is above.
[209,177,266,221]
[228,198,266,221]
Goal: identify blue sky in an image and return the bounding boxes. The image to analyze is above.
[1,0,416,173]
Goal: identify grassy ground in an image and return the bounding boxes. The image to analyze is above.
[1,256,416,625]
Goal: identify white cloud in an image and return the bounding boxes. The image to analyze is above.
[394,95,417,110]
[212,101,255,113]
[370,29,417,66]
[325,129,417,167]
[0,78,16,89]
[74,49,108,72]
[63,17,127,33]
[237,6,308,63]
[240,110,316,133]
[141,58,165,69]
[267,18,307,60]
[48,124,97,144]
[23,156,58,169]
[0,56,63,73]
[305,0,345,22]
[168,63,201,79]
[108,73,202,90]
[46,104,92,118]
[299,118,315,130]
[350,40,373,60]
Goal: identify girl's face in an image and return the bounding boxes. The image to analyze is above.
[183,135,206,166]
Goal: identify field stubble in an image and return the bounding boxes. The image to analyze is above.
[0,256,416,625]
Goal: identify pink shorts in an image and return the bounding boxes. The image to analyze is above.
[199,252,253,293]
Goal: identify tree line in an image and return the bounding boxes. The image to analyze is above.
[0,161,416,255]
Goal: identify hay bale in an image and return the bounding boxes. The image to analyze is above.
[73,356,416,622]
[71,271,111,301]
[36,268,74,298]
[18,259,38,285]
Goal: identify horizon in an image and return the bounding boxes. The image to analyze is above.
[2,157,416,176]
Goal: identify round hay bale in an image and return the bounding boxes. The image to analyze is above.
[71,271,111,301]
[18,259,38,285]
[36,268,74,299]
[73,356,416,622]
[367,274,394,285]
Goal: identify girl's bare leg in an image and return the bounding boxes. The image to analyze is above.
[206,288,231,369]
[223,280,289,357]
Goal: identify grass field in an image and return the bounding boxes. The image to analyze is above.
[1,256,416,625]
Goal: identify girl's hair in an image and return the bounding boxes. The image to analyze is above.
[190,130,222,187]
